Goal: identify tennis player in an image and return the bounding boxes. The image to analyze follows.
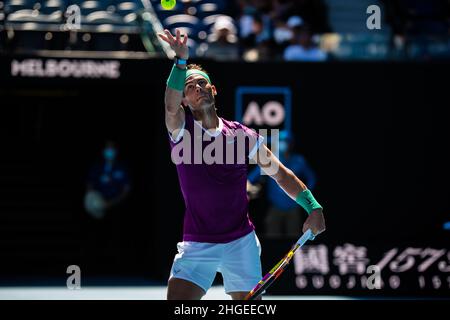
[158,29,326,300]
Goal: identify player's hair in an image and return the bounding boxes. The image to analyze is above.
[187,64,209,75]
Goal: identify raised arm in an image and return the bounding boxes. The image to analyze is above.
[252,144,326,235]
[158,29,189,140]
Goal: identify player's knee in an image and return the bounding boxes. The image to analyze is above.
[167,278,205,300]
[230,291,255,300]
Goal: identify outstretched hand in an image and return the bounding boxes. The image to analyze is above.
[158,28,189,60]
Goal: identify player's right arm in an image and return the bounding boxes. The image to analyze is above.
[252,144,326,236]
[158,29,189,140]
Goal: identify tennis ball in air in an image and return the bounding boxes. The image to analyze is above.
[161,0,176,10]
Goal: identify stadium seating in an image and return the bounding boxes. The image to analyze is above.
[1,0,156,52]
[0,0,448,60]
[152,0,235,57]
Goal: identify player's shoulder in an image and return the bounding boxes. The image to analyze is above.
[220,117,241,129]
[221,118,254,132]
[222,119,259,139]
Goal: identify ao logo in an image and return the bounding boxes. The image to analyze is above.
[243,101,285,127]
[235,87,292,131]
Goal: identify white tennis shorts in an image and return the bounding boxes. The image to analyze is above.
[169,231,262,294]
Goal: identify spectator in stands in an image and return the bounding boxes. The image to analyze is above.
[273,15,297,44]
[251,13,274,60]
[237,0,276,61]
[271,0,297,22]
[272,17,294,59]
[283,22,327,61]
[289,0,331,34]
[83,140,131,268]
[205,15,239,61]
[236,0,330,61]
[383,0,450,60]
[237,0,257,38]
[85,140,131,219]
[247,131,317,238]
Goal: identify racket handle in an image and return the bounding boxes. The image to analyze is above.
[297,229,315,247]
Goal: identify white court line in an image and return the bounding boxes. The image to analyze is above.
[0,286,354,300]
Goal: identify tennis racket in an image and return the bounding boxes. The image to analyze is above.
[244,229,316,300]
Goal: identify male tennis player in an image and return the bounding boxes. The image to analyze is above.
[158,29,326,300]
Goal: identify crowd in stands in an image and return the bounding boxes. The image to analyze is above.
[0,0,449,61]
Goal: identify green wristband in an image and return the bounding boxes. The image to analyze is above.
[295,189,323,215]
[167,63,186,91]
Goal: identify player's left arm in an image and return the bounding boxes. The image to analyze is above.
[252,144,326,236]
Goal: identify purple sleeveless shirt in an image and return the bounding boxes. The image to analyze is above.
[169,111,264,243]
